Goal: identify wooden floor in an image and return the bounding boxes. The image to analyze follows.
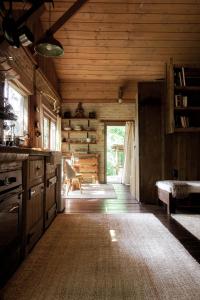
[65,184,200,264]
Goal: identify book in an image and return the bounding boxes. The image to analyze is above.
[182,96,188,107]
[178,72,183,86]
[175,95,183,107]
[181,67,186,86]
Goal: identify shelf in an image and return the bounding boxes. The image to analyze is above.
[174,86,200,92]
[62,118,97,120]
[174,127,200,133]
[166,60,200,133]
[62,152,98,156]
[62,130,96,133]
[62,142,97,145]
[174,107,200,111]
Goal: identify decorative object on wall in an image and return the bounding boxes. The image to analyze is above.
[74,102,85,118]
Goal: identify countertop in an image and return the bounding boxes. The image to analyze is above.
[0,146,53,156]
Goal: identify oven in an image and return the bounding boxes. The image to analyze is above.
[0,165,23,287]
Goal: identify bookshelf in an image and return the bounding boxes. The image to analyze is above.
[166,59,200,133]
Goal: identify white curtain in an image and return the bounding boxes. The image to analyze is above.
[56,114,62,151]
[122,121,134,185]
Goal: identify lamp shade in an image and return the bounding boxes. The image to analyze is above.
[34,35,64,57]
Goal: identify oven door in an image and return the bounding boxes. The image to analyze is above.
[0,188,22,287]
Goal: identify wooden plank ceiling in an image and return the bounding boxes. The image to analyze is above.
[39,0,200,83]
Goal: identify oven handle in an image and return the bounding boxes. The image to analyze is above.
[9,203,20,213]
[0,189,23,203]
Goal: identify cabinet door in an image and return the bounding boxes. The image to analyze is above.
[45,176,57,228]
[26,183,44,253]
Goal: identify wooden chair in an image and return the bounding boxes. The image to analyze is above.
[64,161,82,195]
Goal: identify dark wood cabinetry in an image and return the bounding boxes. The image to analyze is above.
[0,150,61,285]
[45,164,57,229]
[25,156,45,254]
[0,159,24,287]
[26,182,44,254]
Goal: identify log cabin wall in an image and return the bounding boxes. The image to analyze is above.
[62,81,136,182]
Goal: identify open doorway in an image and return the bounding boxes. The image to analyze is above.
[105,124,125,183]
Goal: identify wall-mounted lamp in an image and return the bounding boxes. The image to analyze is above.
[118,86,123,104]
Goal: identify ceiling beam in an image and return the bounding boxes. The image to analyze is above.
[46,0,89,37]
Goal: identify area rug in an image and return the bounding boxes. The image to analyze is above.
[3,213,200,300]
[64,183,117,199]
[172,214,200,240]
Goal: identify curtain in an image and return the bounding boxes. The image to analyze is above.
[56,114,61,151]
[122,121,134,185]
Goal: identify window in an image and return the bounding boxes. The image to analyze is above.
[43,108,57,150]
[4,81,28,138]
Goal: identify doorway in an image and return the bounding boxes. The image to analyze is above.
[105,124,125,183]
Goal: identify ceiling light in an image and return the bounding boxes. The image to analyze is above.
[34,35,64,57]
[118,86,123,104]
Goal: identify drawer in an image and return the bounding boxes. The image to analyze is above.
[46,164,57,180]
[29,158,44,187]
[47,176,57,187]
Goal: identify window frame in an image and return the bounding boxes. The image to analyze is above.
[42,105,57,150]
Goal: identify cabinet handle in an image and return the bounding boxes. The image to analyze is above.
[36,166,41,170]
[29,190,36,199]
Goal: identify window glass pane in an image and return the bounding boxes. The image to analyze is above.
[50,121,56,150]
[4,82,28,140]
[43,117,50,149]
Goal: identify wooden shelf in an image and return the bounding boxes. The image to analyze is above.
[175,86,200,92]
[166,60,200,133]
[62,141,97,145]
[62,130,96,133]
[174,127,200,133]
[62,118,97,120]
[174,107,200,111]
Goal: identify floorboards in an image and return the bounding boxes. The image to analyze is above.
[64,184,200,264]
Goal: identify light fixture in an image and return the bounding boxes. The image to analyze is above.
[118,86,123,104]
[2,1,34,48]
[34,34,64,57]
[34,2,64,57]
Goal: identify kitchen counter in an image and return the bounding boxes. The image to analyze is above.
[0,146,52,156]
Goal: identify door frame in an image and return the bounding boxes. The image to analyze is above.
[104,121,126,183]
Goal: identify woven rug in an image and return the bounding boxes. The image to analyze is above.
[3,214,200,300]
[172,214,200,240]
[64,183,117,199]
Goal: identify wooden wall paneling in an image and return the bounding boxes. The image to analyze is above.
[60,80,137,103]
[165,133,200,181]
[138,81,164,204]
[39,0,200,82]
